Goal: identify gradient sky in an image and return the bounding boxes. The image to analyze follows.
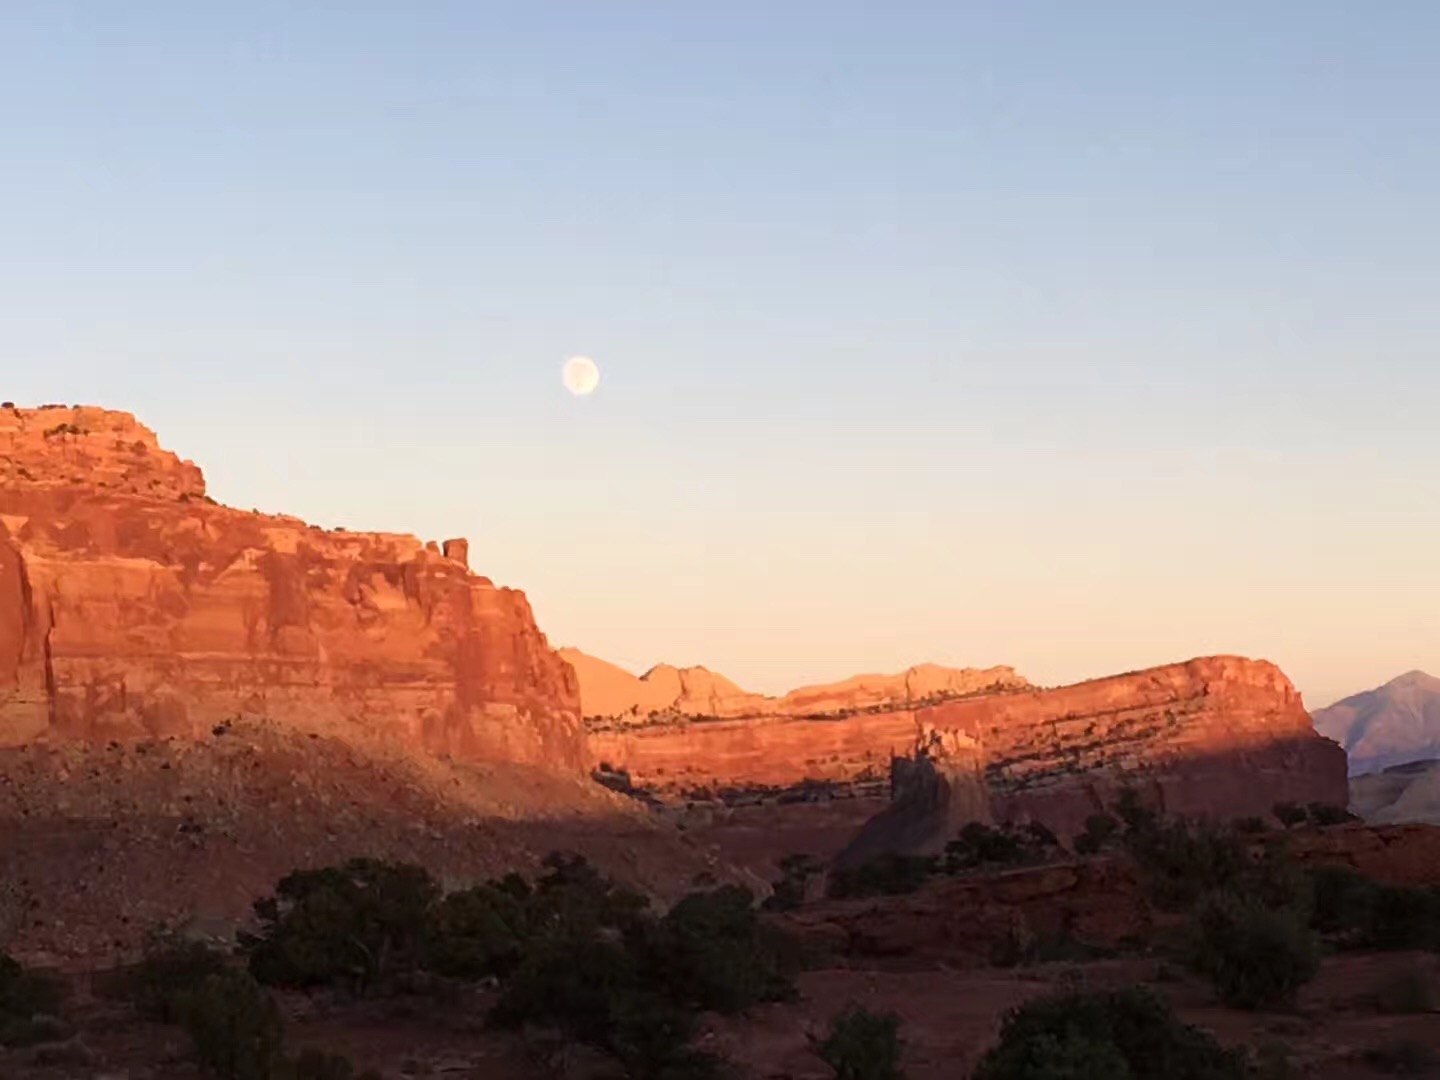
[3,3,1438,709]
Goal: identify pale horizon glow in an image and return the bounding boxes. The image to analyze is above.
[2,3,1437,714]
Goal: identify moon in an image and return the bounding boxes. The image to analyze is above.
[562,355,600,396]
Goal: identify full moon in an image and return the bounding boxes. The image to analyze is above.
[562,355,600,396]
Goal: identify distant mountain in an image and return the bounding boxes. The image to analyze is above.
[1312,671,1440,775]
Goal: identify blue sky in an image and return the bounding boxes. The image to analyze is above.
[3,2,1438,706]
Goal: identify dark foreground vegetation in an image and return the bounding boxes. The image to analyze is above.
[94,852,798,1080]
[796,789,1440,1017]
[3,790,1437,1079]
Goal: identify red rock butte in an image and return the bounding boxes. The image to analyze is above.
[0,405,582,768]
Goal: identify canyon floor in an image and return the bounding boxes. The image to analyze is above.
[3,901,1438,1079]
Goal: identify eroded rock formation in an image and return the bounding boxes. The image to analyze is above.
[833,729,990,869]
[0,405,583,770]
[588,655,1348,836]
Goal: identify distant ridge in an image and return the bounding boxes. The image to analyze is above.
[556,648,1029,721]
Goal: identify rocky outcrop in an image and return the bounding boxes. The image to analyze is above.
[833,730,990,869]
[590,655,1348,836]
[780,857,1151,968]
[0,405,583,770]
[563,647,1028,723]
[1313,671,1440,776]
[1288,822,1440,888]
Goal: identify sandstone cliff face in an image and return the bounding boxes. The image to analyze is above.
[589,655,1348,835]
[563,647,1028,723]
[0,406,583,770]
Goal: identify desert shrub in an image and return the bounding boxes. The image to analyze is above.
[1306,802,1358,826]
[123,929,231,1022]
[1120,811,1310,916]
[1307,866,1440,951]
[1307,865,1379,939]
[1250,1040,1300,1080]
[826,854,937,899]
[763,853,823,912]
[290,1047,382,1080]
[972,985,1245,1079]
[1369,883,1440,951]
[179,970,287,1080]
[1072,813,1120,855]
[491,864,787,1079]
[0,950,64,1046]
[242,859,440,991]
[943,821,1058,874]
[1183,891,1319,1010]
[1113,787,1159,835]
[652,884,795,1013]
[525,851,650,939]
[817,1004,905,1080]
[424,882,529,980]
[1362,1039,1437,1074]
[1272,802,1308,829]
[492,935,715,1079]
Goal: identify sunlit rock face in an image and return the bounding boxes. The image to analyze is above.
[583,650,1348,836]
[0,405,584,771]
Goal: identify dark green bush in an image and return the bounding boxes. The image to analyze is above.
[972,986,1245,1080]
[943,821,1058,875]
[179,970,287,1080]
[763,853,822,912]
[1118,809,1310,916]
[0,951,64,1046]
[242,859,440,991]
[1272,803,1308,829]
[424,882,529,979]
[290,1047,382,1080]
[1370,882,1440,951]
[1307,866,1440,951]
[817,1004,905,1080]
[1183,891,1318,1010]
[1362,1039,1437,1075]
[1306,802,1358,826]
[123,930,231,1022]
[826,854,937,899]
[1072,813,1120,855]
[491,864,792,1078]
[653,884,795,1014]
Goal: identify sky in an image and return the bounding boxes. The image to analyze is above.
[3,2,1438,710]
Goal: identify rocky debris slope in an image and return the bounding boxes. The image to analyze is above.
[592,656,1348,837]
[563,646,1027,724]
[0,718,725,968]
[1313,670,1440,776]
[0,405,582,771]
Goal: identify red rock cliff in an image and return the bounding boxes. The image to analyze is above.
[588,655,1348,833]
[0,405,583,770]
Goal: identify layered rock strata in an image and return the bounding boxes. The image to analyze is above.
[0,405,583,770]
[587,655,1348,835]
